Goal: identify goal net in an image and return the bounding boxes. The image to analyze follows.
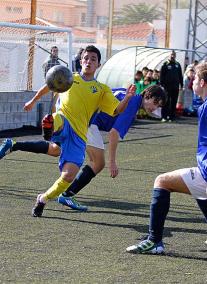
[0,22,72,92]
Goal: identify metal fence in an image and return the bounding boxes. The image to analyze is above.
[0,0,206,91]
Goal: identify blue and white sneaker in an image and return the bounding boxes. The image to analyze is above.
[126,238,165,254]
[57,195,88,212]
[0,138,14,159]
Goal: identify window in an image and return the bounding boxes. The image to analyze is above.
[6,7,12,12]
[53,11,64,23]
[81,13,86,26]
[37,8,43,18]
[6,6,23,13]
[97,16,108,29]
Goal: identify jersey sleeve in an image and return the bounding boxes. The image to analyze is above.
[99,84,120,116]
[112,96,142,139]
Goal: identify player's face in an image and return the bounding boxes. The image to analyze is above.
[142,97,160,113]
[81,51,101,76]
[193,74,205,98]
[170,52,176,61]
[51,47,58,57]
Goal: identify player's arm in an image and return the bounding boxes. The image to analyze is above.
[108,128,120,178]
[114,84,136,115]
[24,84,50,111]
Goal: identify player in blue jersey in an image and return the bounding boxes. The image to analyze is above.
[126,61,207,255]
[57,84,167,211]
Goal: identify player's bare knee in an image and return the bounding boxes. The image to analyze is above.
[154,173,169,188]
[95,160,105,173]
[90,158,105,174]
[47,142,60,156]
[62,171,77,183]
[99,159,105,171]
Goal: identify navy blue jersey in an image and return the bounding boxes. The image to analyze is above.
[93,89,142,139]
[197,98,207,182]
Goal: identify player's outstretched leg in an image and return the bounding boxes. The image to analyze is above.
[57,165,95,211]
[0,138,14,159]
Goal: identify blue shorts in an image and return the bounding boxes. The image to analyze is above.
[51,117,86,171]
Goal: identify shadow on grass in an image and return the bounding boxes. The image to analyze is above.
[104,134,173,145]
[123,223,207,239]
[39,206,207,239]
[0,187,205,224]
[164,251,207,261]
[4,158,57,165]
[0,186,46,198]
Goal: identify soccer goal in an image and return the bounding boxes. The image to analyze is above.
[0,21,72,92]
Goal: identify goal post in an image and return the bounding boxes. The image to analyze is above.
[0,21,72,92]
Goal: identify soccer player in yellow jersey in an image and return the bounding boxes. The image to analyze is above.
[23,45,136,217]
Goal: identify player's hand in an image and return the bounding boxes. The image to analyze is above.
[42,114,54,141]
[24,100,35,111]
[110,162,119,178]
[126,84,136,98]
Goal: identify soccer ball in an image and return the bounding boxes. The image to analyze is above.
[46,65,73,93]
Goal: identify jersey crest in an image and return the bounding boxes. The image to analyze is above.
[90,86,98,93]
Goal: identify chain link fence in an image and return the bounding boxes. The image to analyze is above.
[0,0,205,91]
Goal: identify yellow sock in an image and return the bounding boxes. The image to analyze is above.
[43,177,70,201]
[53,113,64,132]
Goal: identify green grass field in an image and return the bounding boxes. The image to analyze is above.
[0,117,207,284]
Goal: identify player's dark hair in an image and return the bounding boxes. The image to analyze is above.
[82,45,101,63]
[142,66,149,71]
[195,62,207,83]
[135,70,143,76]
[141,85,167,107]
[51,46,58,51]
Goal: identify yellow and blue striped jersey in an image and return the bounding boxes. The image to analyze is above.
[58,73,119,142]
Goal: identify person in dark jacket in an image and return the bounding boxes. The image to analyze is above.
[72,48,84,73]
[160,50,183,122]
[42,46,60,78]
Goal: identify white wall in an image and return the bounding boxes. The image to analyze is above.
[170,9,189,50]
[0,91,52,131]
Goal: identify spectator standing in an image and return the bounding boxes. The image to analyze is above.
[185,60,199,74]
[42,46,61,113]
[72,47,84,73]
[184,56,189,71]
[42,46,60,78]
[183,68,195,113]
[160,50,183,122]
